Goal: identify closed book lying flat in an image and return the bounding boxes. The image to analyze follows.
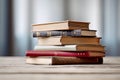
[26,50,105,57]
[34,45,105,52]
[26,57,103,65]
[38,36,101,45]
[33,30,96,37]
[32,20,89,31]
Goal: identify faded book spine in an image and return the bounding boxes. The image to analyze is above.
[33,30,82,37]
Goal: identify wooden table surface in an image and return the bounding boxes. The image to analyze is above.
[0,57,120,80]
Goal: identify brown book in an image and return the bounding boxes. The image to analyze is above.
[38,36,101,45]
[26,56,103,65]
[32,20,90,31]
[34,45,105,52]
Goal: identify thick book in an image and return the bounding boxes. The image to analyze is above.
[33,30,96,37]
[34,45,105,52]
[32,20,90,31]
[26,50,105,57]
[26,57,103,65]
[38,36,101,45]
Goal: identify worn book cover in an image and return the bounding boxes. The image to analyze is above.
[32,20,90,31]
[37,36,101,45]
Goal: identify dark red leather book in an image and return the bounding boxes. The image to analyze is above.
[26,50,105,57]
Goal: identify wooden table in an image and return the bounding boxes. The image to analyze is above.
[0,57,120,80]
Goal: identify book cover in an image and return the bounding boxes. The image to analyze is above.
[32,20,90,31]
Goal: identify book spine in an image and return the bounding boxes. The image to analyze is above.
[52,57,103,65]
[33,30,81,37]
[26,51,91,57]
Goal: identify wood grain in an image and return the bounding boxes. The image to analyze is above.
[0,57,120,80]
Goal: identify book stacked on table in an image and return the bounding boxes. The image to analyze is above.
[26,20,105,65]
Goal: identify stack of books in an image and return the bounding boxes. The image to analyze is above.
[26,20,105,65]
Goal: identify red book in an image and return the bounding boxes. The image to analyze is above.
[26,50,105,57]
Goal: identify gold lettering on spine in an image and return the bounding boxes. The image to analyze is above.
[36,32,40,37]
[77,52,86,56]
[73,31,77,35]
[47,32,51,36]
[62,32,65,36]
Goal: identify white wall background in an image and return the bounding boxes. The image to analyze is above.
[2,0,118,56]
[13,0,30,55]
[32,0,66,24]
[103,0,120,56]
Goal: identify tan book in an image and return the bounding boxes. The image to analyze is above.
[32,20,90,31]
[34,45,105,52]
[37,36,101,45]
[26,56,103,65]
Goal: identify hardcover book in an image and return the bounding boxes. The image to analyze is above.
[26,50,105,57]
[33,30,96,37]
[34,45,105,52]
[37,36,101,45]
[32,20,90,31]
[26,56,103,65]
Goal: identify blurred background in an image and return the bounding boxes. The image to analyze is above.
[0,0,120,56]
